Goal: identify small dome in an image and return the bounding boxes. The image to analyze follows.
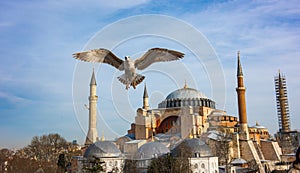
[172,138,213,157]
[252,122,266,129]
[231,158,247,165]
[166,87,207,100]
[135,141,169,159]
[84,141,122,158]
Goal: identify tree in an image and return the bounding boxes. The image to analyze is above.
[214,131,232,173]
[247,159,259,173]
[24,133,68,162]
[147,154,174,173]
[148,142,192,173]
[123,159,138,173]
[8,155,41,173]
[171,142,192,173]
[0,149,13,172]
[83,156,106,173]
[5,133,80,173]
[57,154,66,173]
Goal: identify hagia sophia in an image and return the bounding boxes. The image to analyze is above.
[73,52,300,173]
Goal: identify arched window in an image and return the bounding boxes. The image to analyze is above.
[201,163,205,168]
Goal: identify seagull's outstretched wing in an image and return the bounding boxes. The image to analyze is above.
[134,48,184,70]
[73,49,124,70]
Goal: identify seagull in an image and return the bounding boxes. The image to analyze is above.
[73,48,184,89]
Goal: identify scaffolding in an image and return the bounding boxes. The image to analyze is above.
[274,72,291,132]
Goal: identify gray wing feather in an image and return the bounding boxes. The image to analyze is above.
[134,48,184,70]
[72,49,124,70]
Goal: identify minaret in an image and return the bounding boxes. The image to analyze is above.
[274,71,293,154]
[85,70,99,146]
[236,51,249,140]
[275,71,291,132]
[142,83,149,110]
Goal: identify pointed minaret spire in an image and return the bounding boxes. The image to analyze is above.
[142,83,149,110]
[90,68,97,85]
[236,51,249,140]
[85,69,99,146]
[237,51,243,76]
[143,83,148,98]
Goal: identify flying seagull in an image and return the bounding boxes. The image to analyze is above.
[73,48,184,89]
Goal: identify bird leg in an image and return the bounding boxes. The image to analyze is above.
[126,84,130,90]
[132,82,136,89]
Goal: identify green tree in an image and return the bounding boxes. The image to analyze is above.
[83,156,106,173]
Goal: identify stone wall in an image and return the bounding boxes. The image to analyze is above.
[260,140,282,161]
[240,140,265,173]
[253,141,265,160]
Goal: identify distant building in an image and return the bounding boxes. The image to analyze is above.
[249,122,270,143]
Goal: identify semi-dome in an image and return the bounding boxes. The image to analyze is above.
[84,141,122,158]
[158,84,215,109]
[172,138,213,157]
[135,141,169,160]
[166,87,207,100]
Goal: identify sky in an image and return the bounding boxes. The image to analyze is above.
[0,0,299,149]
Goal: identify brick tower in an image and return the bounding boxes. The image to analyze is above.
[236,51,249,140]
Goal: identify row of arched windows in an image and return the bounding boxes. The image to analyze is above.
[158,98,215,109]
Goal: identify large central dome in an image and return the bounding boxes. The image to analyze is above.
[158,83,215,109]
[166,87,207,100]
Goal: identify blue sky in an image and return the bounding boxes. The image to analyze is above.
[0,0,299,148]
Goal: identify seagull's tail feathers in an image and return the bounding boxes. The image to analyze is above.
[131,73,145,89]
[117,74,145,90]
